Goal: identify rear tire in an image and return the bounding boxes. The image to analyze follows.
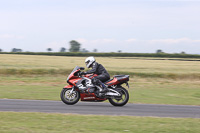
[108,87,129,106]
[60,88,80,105]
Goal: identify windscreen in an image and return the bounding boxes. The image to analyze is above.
[71,66,81,73]
[67,66,81,82]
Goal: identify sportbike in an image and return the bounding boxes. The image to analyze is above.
[60,66,129,106]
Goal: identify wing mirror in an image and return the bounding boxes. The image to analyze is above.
[80,67,85,70]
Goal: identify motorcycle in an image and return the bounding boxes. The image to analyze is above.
[60,66,129,106]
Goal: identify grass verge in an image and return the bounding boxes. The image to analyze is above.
[0,112,200,133]
[1,68,200,79]
[0,75,200,105]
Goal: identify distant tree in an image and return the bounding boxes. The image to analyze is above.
[69,40,81,52]
[81,48,89,53]
[18,49,22,52]
[181,51,186,54]
[60,47,66,52]
[47,48,52,52]
[118,50,122,53]
[11,48,22,52]
[93,49,98,53]
[12,48,16,52]
[156,49,164,54]
[0,49,2,52]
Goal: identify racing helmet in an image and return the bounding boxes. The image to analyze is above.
[85,56,96,68]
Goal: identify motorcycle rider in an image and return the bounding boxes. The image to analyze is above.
[81,56,110,93]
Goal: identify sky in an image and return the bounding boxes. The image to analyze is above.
[0,0,200,54]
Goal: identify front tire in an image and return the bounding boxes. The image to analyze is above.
[60,88,80,105]
[108,87,129,106]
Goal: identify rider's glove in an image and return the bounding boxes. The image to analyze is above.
[80,72,86,75]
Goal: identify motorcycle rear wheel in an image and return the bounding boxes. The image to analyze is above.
[60,88,80,105]
[108,87,129,106]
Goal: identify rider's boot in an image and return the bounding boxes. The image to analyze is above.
[92,78,108,93]
[99,83,108,93]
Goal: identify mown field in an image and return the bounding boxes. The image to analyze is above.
[0,112,200,133]
[1,75,200,105]
[1,54,200,78]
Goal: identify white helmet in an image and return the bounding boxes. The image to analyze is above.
[85,56,96,68]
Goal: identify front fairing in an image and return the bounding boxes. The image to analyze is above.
[67,66,84,83]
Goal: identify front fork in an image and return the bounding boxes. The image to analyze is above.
[69,86,75,95]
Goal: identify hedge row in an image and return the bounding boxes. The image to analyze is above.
[1,52,200,58]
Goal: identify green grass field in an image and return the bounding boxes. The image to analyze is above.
[0,54,200,132]
[0,112,200,133]
[0,54,200,105]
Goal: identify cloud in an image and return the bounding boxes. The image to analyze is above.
[0,34,25,39]
[76,38,88,44]
[148,38,200,44]
[126,38,137,43]
[75,38,117,46]
[89,39,117,44]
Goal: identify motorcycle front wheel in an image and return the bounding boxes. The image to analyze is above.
[60,88,80,105]
[108,87,129,106]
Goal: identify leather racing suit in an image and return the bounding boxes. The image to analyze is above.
[84,62,110,89]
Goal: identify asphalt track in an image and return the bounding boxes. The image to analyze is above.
[0,99,200,118]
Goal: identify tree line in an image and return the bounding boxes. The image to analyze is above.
[0,40,96,53]
[0,40,194,55]
[1,52,200,58]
